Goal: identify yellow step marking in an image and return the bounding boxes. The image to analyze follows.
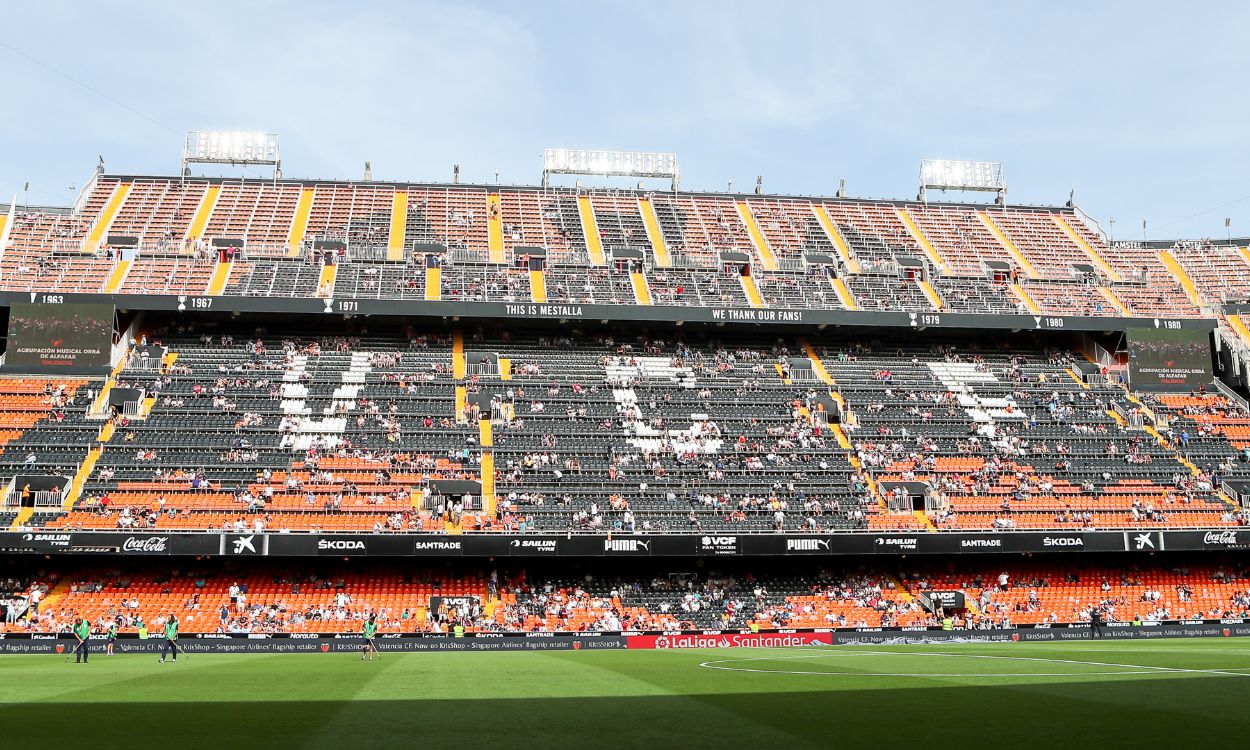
[487,193,505,263]
[740,275,765,307]
[87,182,132,251]
[1012,284,1041,314]
[387,190,408,262]
[63,445,103,510]
[918,279,943,309]
[102,259,132,293]
[830,424,853,450]
[773,362,792,385]
[455,385,468,423]
[895,207,949,275]
[425,266,441,301]
[1064,368,1089,389]
[1157,250,1203,307]
[480,451,496,517]
[479,418,493,448]
[638,197,671,267]
[498,358,512,380]
[529,269,547,303]
[1098,287,1131,316]
[1229,315,1250,345]
[286,188,315,256]
[452,332,465,380]
[831,277,857,310]
[8,507,35,530]
[812,204,861,273]
[979,212,1039,278]
[736,201,777,271]
[1053,214,1121,281]
[316,264,337,297]
[913,510,937,531]
[206,261,233,295]
[630,271,652,304]
[799,338,835,385]
[577,195,606,265]
[185,184,220,247]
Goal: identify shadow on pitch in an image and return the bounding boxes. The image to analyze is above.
[3,676,1247,750]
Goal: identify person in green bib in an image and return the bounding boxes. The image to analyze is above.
[158,613,180,663]
[106,621,118,656]
[73,617,91,663]
[361,614,379,662]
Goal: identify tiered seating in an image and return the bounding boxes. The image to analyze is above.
[1024,281,1117,317]
[543,266,635,304]
[120,255,216,295]
[302,184,396,249]
[756,272,832,309]
[648,269,749,306]
[14,560,1248,634]
[985,209,1095,278]
[485,333,866,533]
[203,181,303,248]
[109,179,209,248]
[223,259,323,297]
[587,192,650,254]
[497,190,585,264]
[909,562,1250,625]
[904,205,1014,276]
[401,188,490,260]
[819,201,920,268]
[1168,240,1250,305]
[934,277,1018,313]
[440,264,528,302]
[48,332,478,533]
[845,275,932,312]
[333,261,426,300]
[819,342,1234,530]
[647,194,750,267]
[1112,284,1201,317]
[746,197,836,261]
[0,378,95,516]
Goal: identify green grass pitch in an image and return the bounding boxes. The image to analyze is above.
[3,639,1249,748]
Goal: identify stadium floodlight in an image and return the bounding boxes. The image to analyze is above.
[543,148,679,190]
[182,131,282,178]
[918,159,1005,204]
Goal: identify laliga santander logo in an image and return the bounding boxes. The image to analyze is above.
[654,636,670,649]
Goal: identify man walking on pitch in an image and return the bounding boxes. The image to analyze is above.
[159,613,180,663]
[361,613,379,661]
[73,617,91,663]
[1089,606,1104,639]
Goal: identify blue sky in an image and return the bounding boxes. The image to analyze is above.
[1,1,1247,240]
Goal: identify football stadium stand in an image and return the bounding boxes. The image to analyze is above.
[4,163,1250,650]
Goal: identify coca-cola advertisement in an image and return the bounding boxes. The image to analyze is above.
[121,536,170,553]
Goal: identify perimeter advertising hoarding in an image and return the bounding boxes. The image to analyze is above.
[5,624,1250,654]
[3,302,113,373]
[0,530,1190,556]
[1127,326,1213,391]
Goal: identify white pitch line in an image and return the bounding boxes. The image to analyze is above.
[698,649,1250,679]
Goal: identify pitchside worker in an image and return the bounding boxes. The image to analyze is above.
[361,614,379,661]
[158,613,180,663]
[106,620,118,656]
[1089,607,1104,639]
[73,617,91,663]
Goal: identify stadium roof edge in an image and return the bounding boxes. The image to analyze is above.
[90,172,1078,214]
